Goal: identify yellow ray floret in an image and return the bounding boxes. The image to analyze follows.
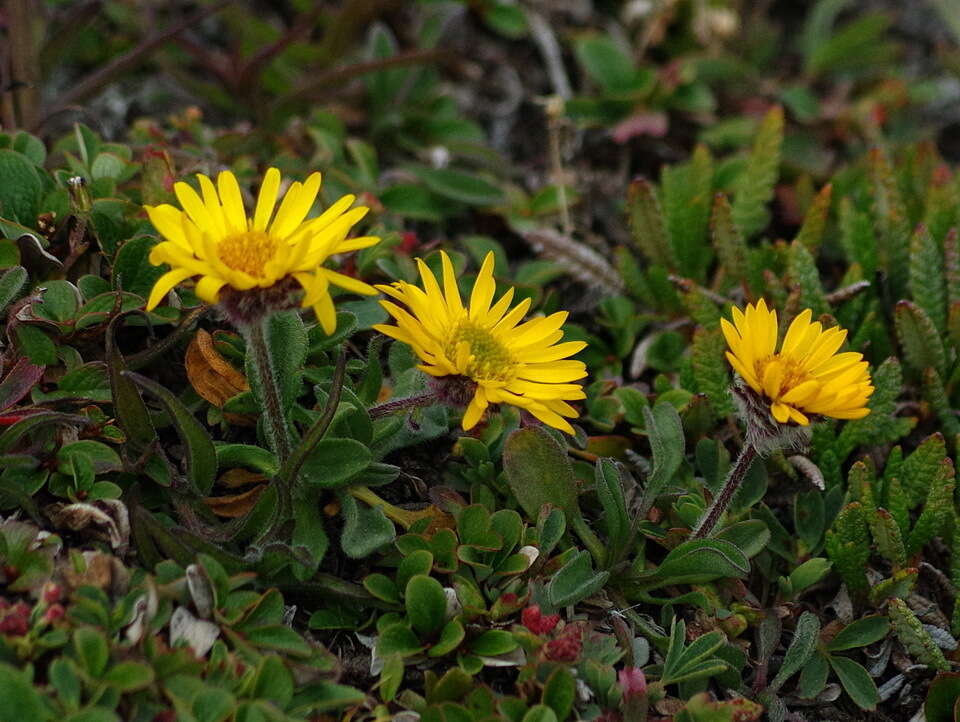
[721,299,874,425]
[373,251,588,434]
[143,167,380,333]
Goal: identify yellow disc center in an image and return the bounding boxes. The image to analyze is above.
[217,230,278,277]
[754,355,813,400]
[447,320,517,381]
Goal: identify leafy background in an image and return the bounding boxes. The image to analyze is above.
[3,0,960,720]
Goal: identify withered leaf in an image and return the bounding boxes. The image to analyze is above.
[204,484,267,518]
[186,328,248,407]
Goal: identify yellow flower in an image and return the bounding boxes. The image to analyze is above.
[721,299,873,425]
[373,251,588,434]
[143,168,379,333]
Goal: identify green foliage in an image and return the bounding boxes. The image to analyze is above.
[0,3,957,718]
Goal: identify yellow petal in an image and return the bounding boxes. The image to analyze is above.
[253,167,281,231]
[469,252,497,320]
[441,251,464,316]
[320,268,377,296]
[146,268,194,310]
[195,275,228,303]
[217,170,247,233]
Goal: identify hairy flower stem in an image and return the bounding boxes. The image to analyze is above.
[243,317,294,513]
[368,389,441,419]
[692,442,758,539]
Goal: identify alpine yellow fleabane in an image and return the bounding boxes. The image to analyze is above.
[143,168,379,333]
[373,251,588,434]
[721,299,873,425]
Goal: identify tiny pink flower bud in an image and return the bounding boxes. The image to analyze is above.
[43,604,65,624]
[618,667,647,699]
[42,583,62,604]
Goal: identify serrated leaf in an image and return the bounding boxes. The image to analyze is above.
[710,192,746,282]
[906,458,955,557]
[788,241,828,317]
[909,224,947,332]
[663,144,714,281]
[691,328,733,418]
[888,597,949,671]
[794,183,832,252]
[732,107,783,239]
[627,177,675,268]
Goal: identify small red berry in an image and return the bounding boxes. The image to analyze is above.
[42,583,62,604]
[43,604,65,624]
[543,625,582,662]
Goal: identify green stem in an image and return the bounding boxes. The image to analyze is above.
[280,347,347,485]
[243,317,294,512]
[692,442,758,539]
[368,389,441,419]
[571,514,606,568]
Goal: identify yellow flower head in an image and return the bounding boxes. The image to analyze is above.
[721,299,873,425]
[143,168,379,333]
[373,251,588,434]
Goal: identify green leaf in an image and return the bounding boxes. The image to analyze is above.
[0,662,49,722]
[829,656,879,711]
[112,235,165,298]
[691,328,734,418]
[794,183,833,252]
[546,550,610,607]
[895,299,946,376]
[124,371,217,494]
[244,625,312,657]
[595,458,629,559]
[906,458,955,557]
[925,672,960,722]
[252,655,294,708]
[0,149,43,223]
[797,652,830,700]
[869,509,906,567]
[909,224,947,333]
[468,629,518,657]
[379,654,404,703]
[521,706,558,722]
[638,402,684,515]
[299,439,372,489]
[429,619,466,657]
[827,616,890,651]
[73,627,109,678]
[49,658,82,710]
[106,318,156,457]
[339,494,395,559]
[663,144,714,281]
[503,427,578,519]
[639,539,749,588]
[413,168,504,206]
[627,177,675,268]
[0,266,27,314]
[710,192,746,282]
[376,623,424,657]
[869,149,911,296]
[103,661,155,691]
[731,107,783,239]
[769,611,819,691]
[574,34,645,93]
[788,241,828,317]
[405,575,447,637]
[715,519,770,559]
[542,666,576,720]
[888,597,948,671]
